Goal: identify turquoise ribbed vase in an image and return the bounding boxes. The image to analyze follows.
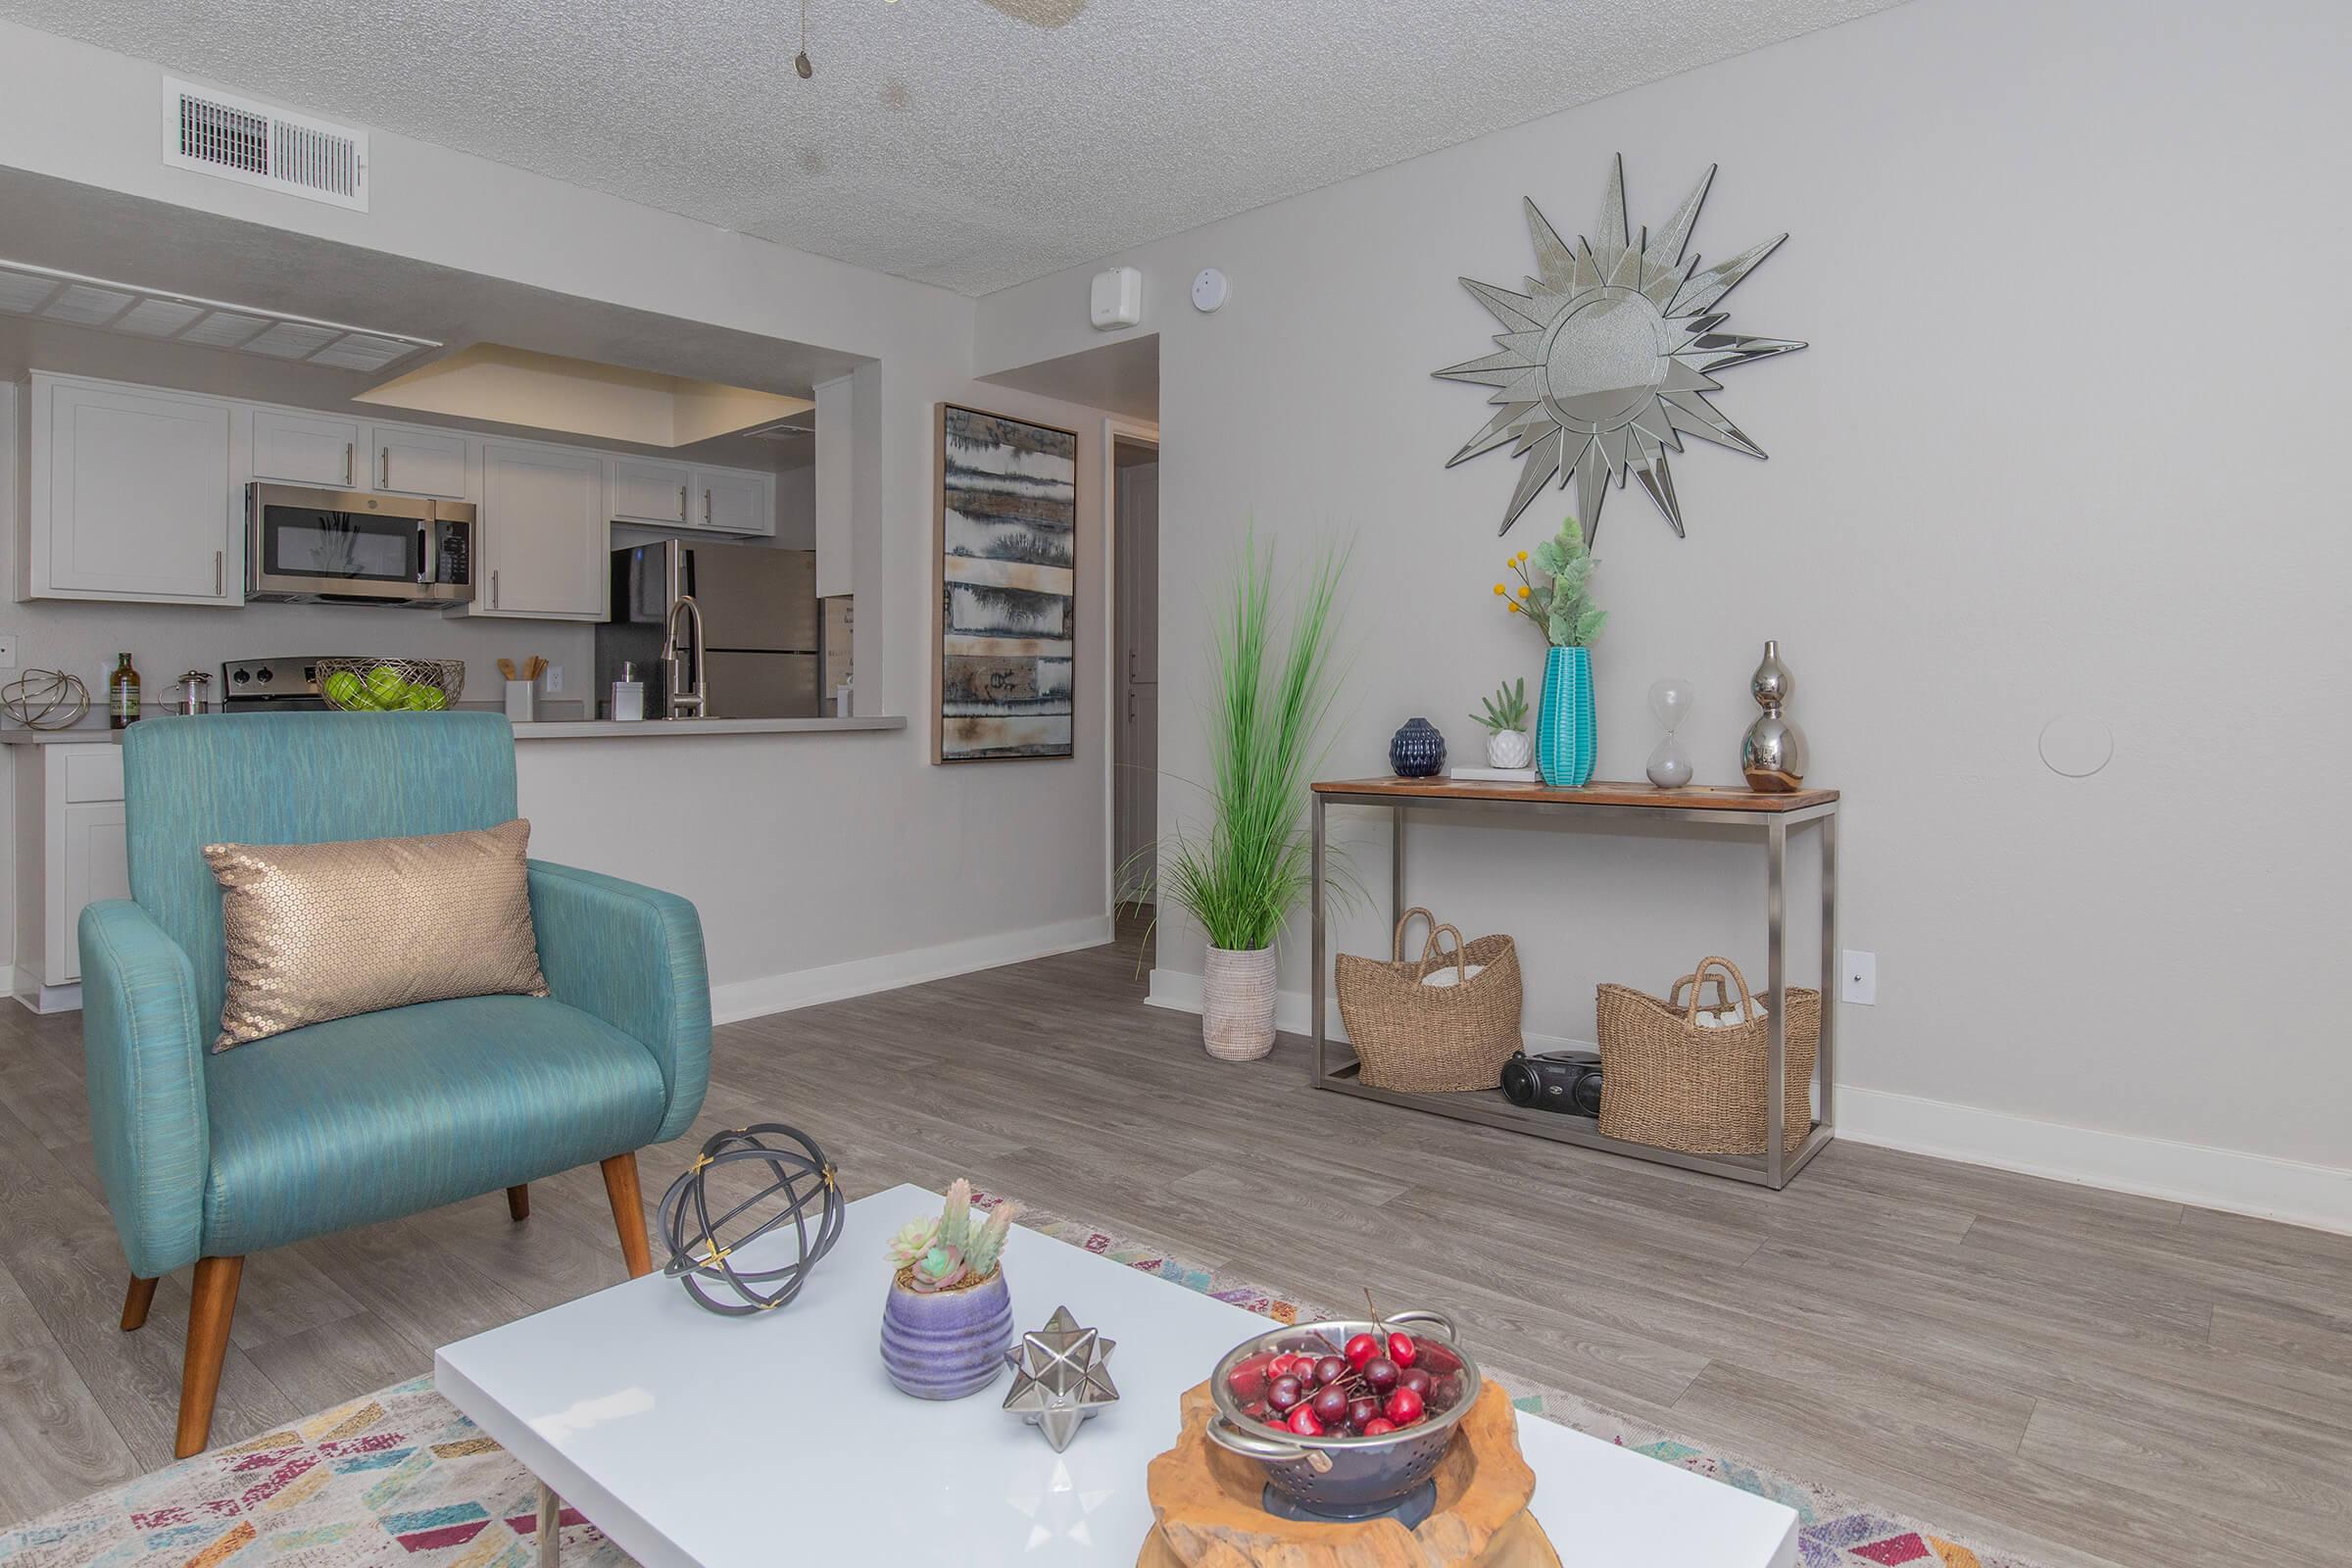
[1537,646,1596,788]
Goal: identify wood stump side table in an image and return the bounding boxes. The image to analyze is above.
[1140,1381,1561,1568]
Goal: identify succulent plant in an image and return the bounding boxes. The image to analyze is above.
[886,1180,1020,1293]
[1471,676,1530,734]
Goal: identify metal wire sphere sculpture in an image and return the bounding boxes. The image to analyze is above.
[657,1124,845,1316]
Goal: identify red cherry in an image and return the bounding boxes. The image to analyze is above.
[1360,1416,1396,1436]
[1287,1405,1325,1437]
[1362,1356,1398,1395]
[1313,1355,1348,1386]
[1346,1396,1380,1429]
[1344,1333,1380,1369]
[1384,1387,1425,1425]
[1387,1332,1418,1368]
[1398,1368,1433,1399]
[1267,1375,1304,1412]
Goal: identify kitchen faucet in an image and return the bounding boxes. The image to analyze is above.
[661,593,707,718]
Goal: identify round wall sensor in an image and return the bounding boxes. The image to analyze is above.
[2037,714,2114,778]
[1191,269,1229,313]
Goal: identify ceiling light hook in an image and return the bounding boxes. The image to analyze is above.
[795,0,813,78]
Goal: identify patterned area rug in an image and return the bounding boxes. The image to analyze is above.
[1,1197,2042,1568]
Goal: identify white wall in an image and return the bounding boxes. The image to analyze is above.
[974,0,2352,1221]
[0,23,1121,1006]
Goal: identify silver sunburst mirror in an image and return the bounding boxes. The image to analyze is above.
[1437,155,1805,544]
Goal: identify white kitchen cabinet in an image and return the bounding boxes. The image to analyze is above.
[373,425,469,499]
[252,408,364,488]
[608,457,694,526]
[693,466,774,535]
[11,741,130,1010]
[28,376,238,604]
[472,441,608,619]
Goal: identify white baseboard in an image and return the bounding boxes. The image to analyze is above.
[711,914,1115,1025]
[10,974,81,1014]
[1148,970,2352,1236]
[1836,1086,2352,1237]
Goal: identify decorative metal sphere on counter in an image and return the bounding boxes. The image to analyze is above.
[657,1123,845,1316]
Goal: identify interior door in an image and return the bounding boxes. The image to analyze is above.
[1114,456,1160,898]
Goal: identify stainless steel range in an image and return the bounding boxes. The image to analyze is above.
[218,656,335,711]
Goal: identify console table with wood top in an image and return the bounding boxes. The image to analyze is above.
[1309,776,1839,1189]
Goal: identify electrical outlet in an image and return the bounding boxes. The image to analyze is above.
[1840,950,1877,1005]
[0,634,17,669]
[543,664,563,694]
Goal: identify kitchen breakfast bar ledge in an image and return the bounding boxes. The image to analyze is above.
[1309,776,1839,1190]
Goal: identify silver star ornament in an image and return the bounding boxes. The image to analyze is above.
[1002,1304,1119,1450]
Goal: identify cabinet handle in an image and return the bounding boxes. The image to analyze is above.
[382,448,391,489]
[1129,650,1138,680]
[704,489,712,526]
[679,483,688,521]
[1127,691,1136,722]
[214,550,224,596]
[344,442,355,486]
[491,568,500,610]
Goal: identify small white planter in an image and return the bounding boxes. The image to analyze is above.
[1201,945,1279,1061]
[1486,728,1533,770]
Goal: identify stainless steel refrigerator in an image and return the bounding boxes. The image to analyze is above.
[596,540,821,718]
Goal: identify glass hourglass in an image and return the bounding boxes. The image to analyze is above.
[1644,677,1696,788]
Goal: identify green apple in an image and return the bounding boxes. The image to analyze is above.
[322,670,363,708]
[365,666,408,706]
[410,684,447,710]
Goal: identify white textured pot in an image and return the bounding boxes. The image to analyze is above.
[1201,945,1279,1061]
[1486,728,1533,770]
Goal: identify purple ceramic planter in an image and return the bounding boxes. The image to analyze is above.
[880,1270,1014,1399]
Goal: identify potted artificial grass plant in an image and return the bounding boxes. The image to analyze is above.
[1166,540,1347,1061]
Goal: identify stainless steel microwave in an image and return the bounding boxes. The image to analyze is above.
[245,483,476,607]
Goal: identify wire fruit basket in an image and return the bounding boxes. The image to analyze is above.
[314,658,465,712]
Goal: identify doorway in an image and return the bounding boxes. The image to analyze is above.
[1110,431,1159,933]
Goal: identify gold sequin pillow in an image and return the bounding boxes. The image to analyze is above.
[203,819,549,1050]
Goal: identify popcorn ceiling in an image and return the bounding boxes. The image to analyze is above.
[0,0,1899,295]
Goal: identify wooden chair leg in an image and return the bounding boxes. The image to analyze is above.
[176,1255,243,1459]
[121,1276,158,1332]
[506,1184,531,1222]
[599,1152,653,1279]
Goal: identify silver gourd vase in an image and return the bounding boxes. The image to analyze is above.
[1740,640,1809,793]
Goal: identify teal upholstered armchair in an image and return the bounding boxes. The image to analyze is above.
[78,712,710,1456]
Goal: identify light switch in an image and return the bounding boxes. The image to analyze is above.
[1840,950,1877,1005]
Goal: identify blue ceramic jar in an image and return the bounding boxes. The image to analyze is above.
[1389,717,1446,778]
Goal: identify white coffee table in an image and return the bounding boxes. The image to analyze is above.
[436,1184,1796,1566]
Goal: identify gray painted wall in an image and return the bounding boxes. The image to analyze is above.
[974,0,2352,1185]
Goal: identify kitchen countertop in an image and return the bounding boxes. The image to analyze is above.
[508,716,906,740]
[0,715,907,744]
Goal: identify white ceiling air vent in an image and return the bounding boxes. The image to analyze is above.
[161,76,368,211]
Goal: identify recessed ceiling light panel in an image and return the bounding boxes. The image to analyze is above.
[0,257,437,370]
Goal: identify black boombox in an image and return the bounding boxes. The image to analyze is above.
[1498,1050,1602,1116]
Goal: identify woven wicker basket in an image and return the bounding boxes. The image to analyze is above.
[1595,956,1817,1155]
[1335,907,1524,1092]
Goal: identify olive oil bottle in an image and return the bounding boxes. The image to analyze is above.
[107,652,140,729]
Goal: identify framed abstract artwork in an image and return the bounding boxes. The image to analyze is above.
[933,403,1080,762]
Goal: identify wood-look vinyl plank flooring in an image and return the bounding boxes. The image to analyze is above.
[1,916,2347,1568]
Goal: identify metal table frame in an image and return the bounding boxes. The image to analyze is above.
[1309,786,1838,1189]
